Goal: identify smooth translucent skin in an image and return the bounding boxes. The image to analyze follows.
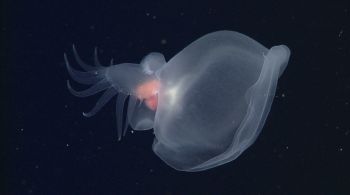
[66,31,290,171]
[140,52,166,75]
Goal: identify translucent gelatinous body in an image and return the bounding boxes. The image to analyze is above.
[66,31,290,171]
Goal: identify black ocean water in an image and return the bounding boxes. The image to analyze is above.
[1,0,349,194]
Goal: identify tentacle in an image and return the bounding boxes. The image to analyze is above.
[65,53,103,84]
[124,95,137,136]
[110,58,114,65]
[116,93,127,141]
[72,45,96,71]
[94,47,103,67]
[82,88,118,117]
[67,80,110,98]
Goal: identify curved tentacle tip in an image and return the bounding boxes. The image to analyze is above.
[66,80,79,97]
[94,47,103,67]
[66,80,72,89]
[66,80,81,97]
[82,112,92,118]
[64,53,69,65]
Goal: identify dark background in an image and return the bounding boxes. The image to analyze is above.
[1,0,349,194]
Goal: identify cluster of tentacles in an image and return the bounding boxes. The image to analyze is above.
[65,45,138,141]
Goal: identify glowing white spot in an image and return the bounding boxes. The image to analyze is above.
[166,85,180,106]
[164,76,190,107]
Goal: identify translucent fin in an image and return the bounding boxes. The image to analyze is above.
[124,95,137,136]
[116,93,127,141]
[65,53,102,85]
[67,80,110,98]
[82,88,117,117]
[94,47,103,67]
[72,45,96,71]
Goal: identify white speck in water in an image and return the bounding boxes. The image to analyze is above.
[345,130,350,136]
[281,93,286,98]
[338,29,343,38]
[161,39,167,45]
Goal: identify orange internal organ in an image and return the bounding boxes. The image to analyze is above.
[135,80,160,111]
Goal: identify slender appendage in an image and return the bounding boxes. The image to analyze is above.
[125,96,137,136]
[82,88,118,117]
[94,47,103,67]
[65,53,103,84]
[72,45,96,71]
[116,93,127,140]
[65,46,138,141]
[67,80,110,97]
